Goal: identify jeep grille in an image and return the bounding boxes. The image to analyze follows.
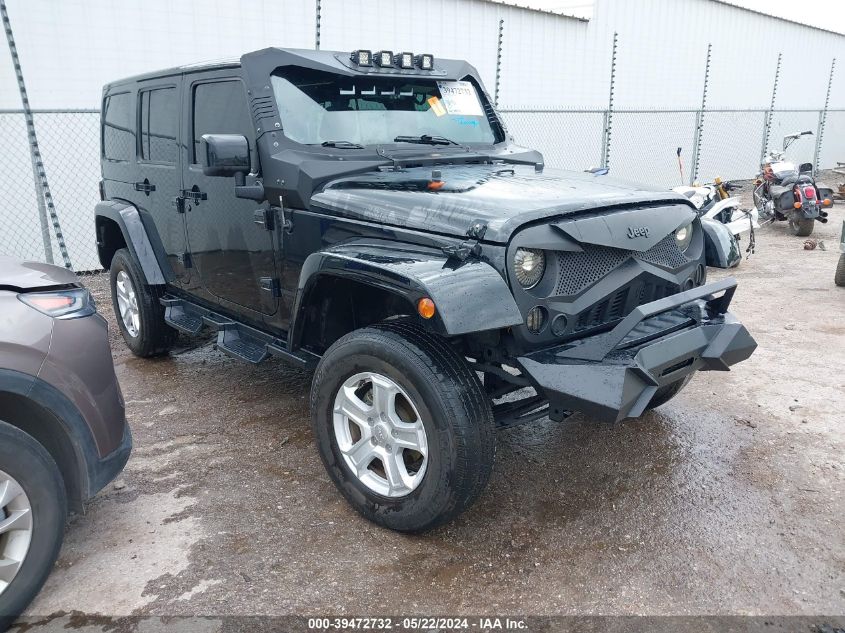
[554,236,690,297]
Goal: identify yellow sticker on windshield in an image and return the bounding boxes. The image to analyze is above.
[427,96,447,117]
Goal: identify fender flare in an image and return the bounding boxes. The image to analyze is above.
[289,241,523,348]
[0,368,96,503]
[95,200,167,285]
[701,219,741,269]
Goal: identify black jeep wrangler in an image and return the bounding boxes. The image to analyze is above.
[96,47,756,532]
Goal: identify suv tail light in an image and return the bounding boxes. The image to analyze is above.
[18,288,96,319]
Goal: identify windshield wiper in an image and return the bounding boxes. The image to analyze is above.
[393,134,461,147]
[321,140,365,149]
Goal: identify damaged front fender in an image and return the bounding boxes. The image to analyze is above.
[289,240,523,347]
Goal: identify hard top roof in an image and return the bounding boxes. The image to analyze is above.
[103,47,476,90]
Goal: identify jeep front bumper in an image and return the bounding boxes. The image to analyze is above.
[516,278,757,422]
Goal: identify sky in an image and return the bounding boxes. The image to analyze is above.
[495,0,845,33]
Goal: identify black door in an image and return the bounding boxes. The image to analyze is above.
[135,81,189,283]
[182,74,277,316]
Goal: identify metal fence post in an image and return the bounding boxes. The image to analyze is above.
[814,57,835,171]
[494,19,504,107]
[2,0,72,268]
[314,0,321,50]
[601,32,618,169]
[690,43,711,185]
[761,52,782,162]
[2,0,50,264]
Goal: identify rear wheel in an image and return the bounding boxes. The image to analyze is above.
[789,217,815,236]
[646,375,693,410]
[109,248,175,357]
[311,321,495,532]
[0,421,67,630]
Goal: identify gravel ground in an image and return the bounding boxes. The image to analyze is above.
[14,193,845,627]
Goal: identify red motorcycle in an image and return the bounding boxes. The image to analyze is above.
[753,131,834,236]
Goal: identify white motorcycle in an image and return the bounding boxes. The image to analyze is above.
[673,179,759,268]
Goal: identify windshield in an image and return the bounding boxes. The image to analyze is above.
[270,67,498,146]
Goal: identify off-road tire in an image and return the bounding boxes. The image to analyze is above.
[646,374,694,410]
[789,218,815,237]
[109,248,175,357]
[836,254,845,287]
[311,321,496,532]
[0,421,67,630]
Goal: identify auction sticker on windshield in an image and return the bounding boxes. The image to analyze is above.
[427,96,447,116]
[437,81,484,116]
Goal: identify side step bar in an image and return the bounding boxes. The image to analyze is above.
[161,296,319,369]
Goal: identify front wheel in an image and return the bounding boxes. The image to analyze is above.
[0,421,67,630]
[789,217,815,237]
[311,321,496,532]
[835,255,845,287]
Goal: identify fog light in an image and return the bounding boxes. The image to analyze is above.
[526,306,547,334]
[551,314,568,336]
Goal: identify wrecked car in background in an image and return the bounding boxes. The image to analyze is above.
[94,47,757,532]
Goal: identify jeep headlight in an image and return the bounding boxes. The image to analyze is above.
[675,222,693,252]
[513,248,546,289]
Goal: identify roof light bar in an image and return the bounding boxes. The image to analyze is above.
[350,49,435,71]
[350,49,372,66]
[374,50,394,67]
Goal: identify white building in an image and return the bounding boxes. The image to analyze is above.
[2,0,843,110]
[1,0,843,270]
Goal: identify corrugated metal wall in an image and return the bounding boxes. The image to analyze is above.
[1,0,843,110]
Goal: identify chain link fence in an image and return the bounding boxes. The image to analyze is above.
[0,109,100,270]
[1,107,844,271]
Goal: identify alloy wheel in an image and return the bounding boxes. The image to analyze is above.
[0,469,33,597]
[332,372,428,498]
[115,269,140,337]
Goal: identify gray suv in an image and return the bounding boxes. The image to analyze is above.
[0,256,131,627]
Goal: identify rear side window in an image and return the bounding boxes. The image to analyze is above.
[192,80,252,163]
[102,92,134,161]
[139,87,178,164]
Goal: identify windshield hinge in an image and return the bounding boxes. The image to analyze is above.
[442,221,488,262]
[253,207,275,230]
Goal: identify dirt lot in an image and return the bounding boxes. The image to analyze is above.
[17,195,845,627]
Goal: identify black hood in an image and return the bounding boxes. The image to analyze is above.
[310,164,695,243]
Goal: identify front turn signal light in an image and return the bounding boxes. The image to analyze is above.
[417,297,436,319]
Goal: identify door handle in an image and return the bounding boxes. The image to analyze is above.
[133,180,156,194]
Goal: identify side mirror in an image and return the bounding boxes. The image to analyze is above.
[801,130,814,136]
[200,134,250,177]
[799,162,814,173]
